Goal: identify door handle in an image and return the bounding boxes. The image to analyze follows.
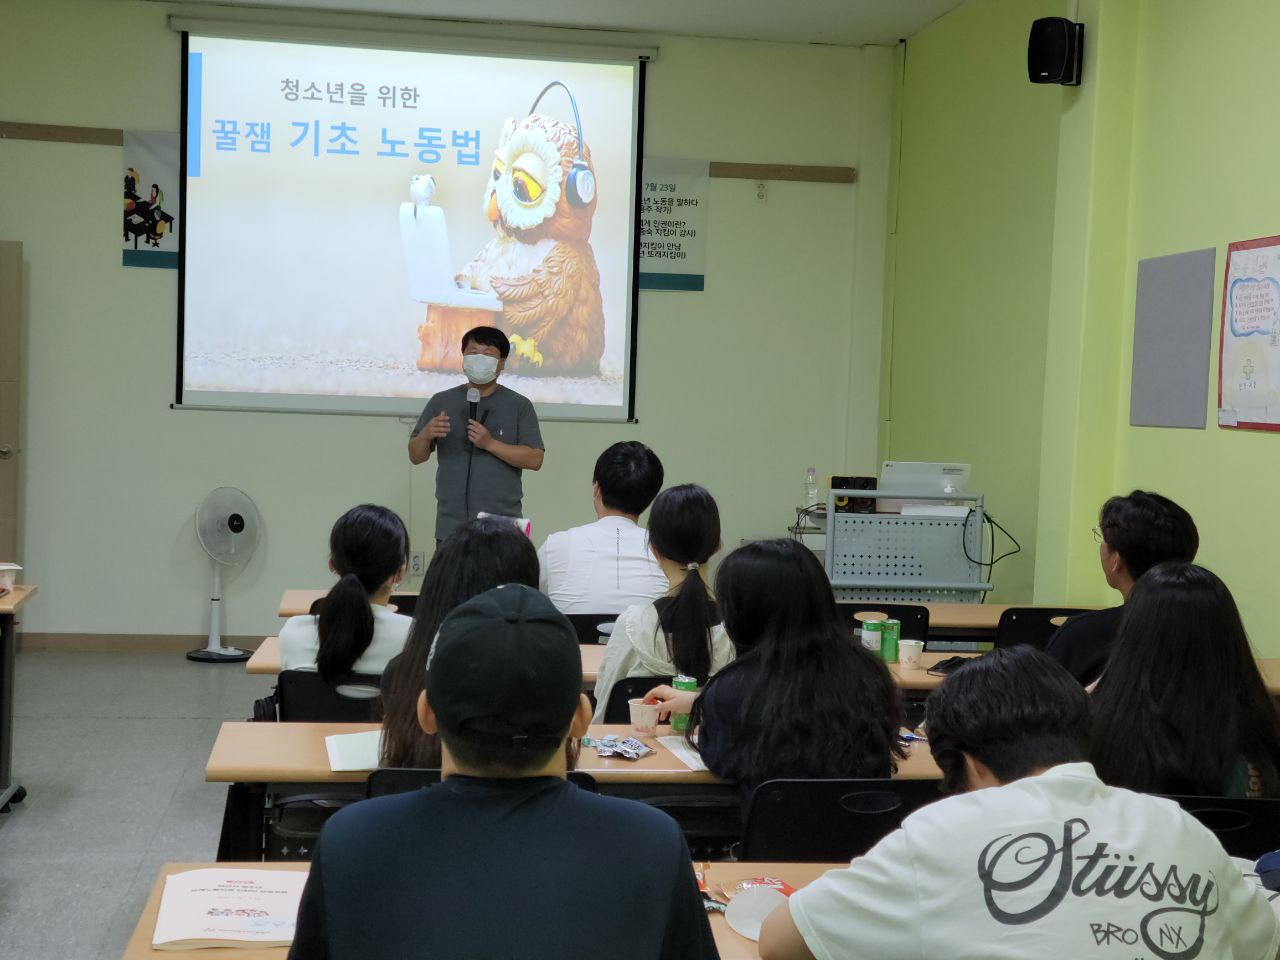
[0,444,12,459]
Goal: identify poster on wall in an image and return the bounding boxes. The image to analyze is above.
[122,131,180,269]
[1218,235,1280,431]
[638,158,708,291]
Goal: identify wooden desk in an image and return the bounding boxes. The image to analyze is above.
[0,583,36,812]
[205,721,941,785]
[122,860,841,960]
[278,588,416,618]
[886,651,976,691]
[245,636,608,686]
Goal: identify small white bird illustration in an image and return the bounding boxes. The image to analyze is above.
[409,174,436,217]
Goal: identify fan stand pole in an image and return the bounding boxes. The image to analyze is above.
[187,562,250,663]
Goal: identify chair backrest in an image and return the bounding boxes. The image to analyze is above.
[742,778,944,861]
[602,675,673,724]
[565,612,619,645]
[276,669,381,722]
[1161,795,1280,860]
[837,603,930,642]
[367,766,598,799]
[993,607,1091,651]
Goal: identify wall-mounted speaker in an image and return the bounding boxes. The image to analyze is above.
[1028,17,1083,86]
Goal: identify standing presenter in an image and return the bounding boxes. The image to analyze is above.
[408,327,545,543]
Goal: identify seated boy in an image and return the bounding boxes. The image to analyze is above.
[289,584,717,960]
[758,647,1280,960]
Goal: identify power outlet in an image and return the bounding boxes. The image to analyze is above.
[755,180,768,202]
[409,550,426,577]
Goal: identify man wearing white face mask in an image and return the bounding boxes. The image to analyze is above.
[408,326,545,542]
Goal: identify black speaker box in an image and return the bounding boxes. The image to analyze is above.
[1028,17,1083,86]
[831,475,875,514]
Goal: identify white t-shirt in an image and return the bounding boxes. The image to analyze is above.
[788,763,1280,960]
[278,603,412,696]
[537,515,668,615]
[591,601,734,722]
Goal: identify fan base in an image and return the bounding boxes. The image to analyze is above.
[186,647,251,663]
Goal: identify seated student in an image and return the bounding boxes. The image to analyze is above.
[650,539,903,791]
[378,517,540,768]
[289,584,717,960]
[1091,562,1280,798]
[1045,489,1198,685]
[591,484,733,721]
[278,504,410,695]
[757,646,1280,960]
[538,441,668,615]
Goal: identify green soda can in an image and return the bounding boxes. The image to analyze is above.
[861,619,883,654]
[880,619,901,664]
[671,674,698,734]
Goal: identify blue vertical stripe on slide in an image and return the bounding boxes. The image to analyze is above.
[187,51,202,177]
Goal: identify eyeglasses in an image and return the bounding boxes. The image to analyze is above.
[1091,526,1103,544]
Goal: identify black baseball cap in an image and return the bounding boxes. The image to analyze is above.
[427,584,582,751]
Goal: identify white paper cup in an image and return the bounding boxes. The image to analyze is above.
[0,564,20,591]
[628,698,660,736]
[900,639,924,669]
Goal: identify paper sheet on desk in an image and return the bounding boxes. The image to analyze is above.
[325,730,382,772]
[658,736,708,772]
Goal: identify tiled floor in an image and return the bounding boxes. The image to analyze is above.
[0,650,273,959]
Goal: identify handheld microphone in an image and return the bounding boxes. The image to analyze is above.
[467,387,480,423]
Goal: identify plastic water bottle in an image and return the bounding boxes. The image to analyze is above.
[804,467,819,506]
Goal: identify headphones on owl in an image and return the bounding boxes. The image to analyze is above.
[527,81,595,208]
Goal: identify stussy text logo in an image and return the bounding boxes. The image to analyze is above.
[976,818,1219,959]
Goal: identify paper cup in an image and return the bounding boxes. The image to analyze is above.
[900,639,924,669]
[0,564,20,591]
[628,698,660,736]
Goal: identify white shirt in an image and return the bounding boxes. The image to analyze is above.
[537,515,668,615]
[278,603,412,697]
[591,601,735,722]
[788,762,1280,960]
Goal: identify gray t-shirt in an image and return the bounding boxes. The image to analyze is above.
[411,383,544,540]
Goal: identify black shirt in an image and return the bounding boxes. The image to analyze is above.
[1044,605,1125,686]
[288,775,718,960]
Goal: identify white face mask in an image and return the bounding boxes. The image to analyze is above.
[463,353,499,384]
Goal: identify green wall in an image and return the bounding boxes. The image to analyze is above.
[884,0,1067,601]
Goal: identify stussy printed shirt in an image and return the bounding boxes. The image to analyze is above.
[788,763,1280,960]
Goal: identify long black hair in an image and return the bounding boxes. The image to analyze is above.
[688,538,905,786]
[379,518,540,768]
[1090,562,1280,797]
[315,504,408,683]
[646,484,721,683]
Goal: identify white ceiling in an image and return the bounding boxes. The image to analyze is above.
[157,0,967,46]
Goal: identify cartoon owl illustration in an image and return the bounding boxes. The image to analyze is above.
[453,109,605,376]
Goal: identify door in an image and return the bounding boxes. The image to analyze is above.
[0,241,20,563]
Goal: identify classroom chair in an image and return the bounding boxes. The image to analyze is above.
[740,778,944,862]
[837,602,930,644]
[1162,795,1280,860]
[275,670,382,722]
[367,767,598,798]
[565,612,619,645]
[993,607,1090,652]
[602,675,674,724]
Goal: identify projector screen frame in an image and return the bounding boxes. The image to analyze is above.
[174,29,646,423]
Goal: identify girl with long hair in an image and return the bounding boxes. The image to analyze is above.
[590,484,733,721]
[1090,562,1280,798]
[279,504,410,693]
[379,517,540,768]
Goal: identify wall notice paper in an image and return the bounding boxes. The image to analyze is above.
[638,158,708,291]
[1219,235,1280,431]
[123,131,180,269]
[182,35,642,420]
[152,868,306,949]
[325,729,382,772]
[657,735,708,771]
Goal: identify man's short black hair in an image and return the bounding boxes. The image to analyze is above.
[439,729,566,777]
[1099,490,1198,580]
[925,647,1089,794]
[592,442,664,517]
[461,326,511,359]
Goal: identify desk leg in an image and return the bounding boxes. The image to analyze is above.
[216,782,266,861]
[0,611,25,813]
